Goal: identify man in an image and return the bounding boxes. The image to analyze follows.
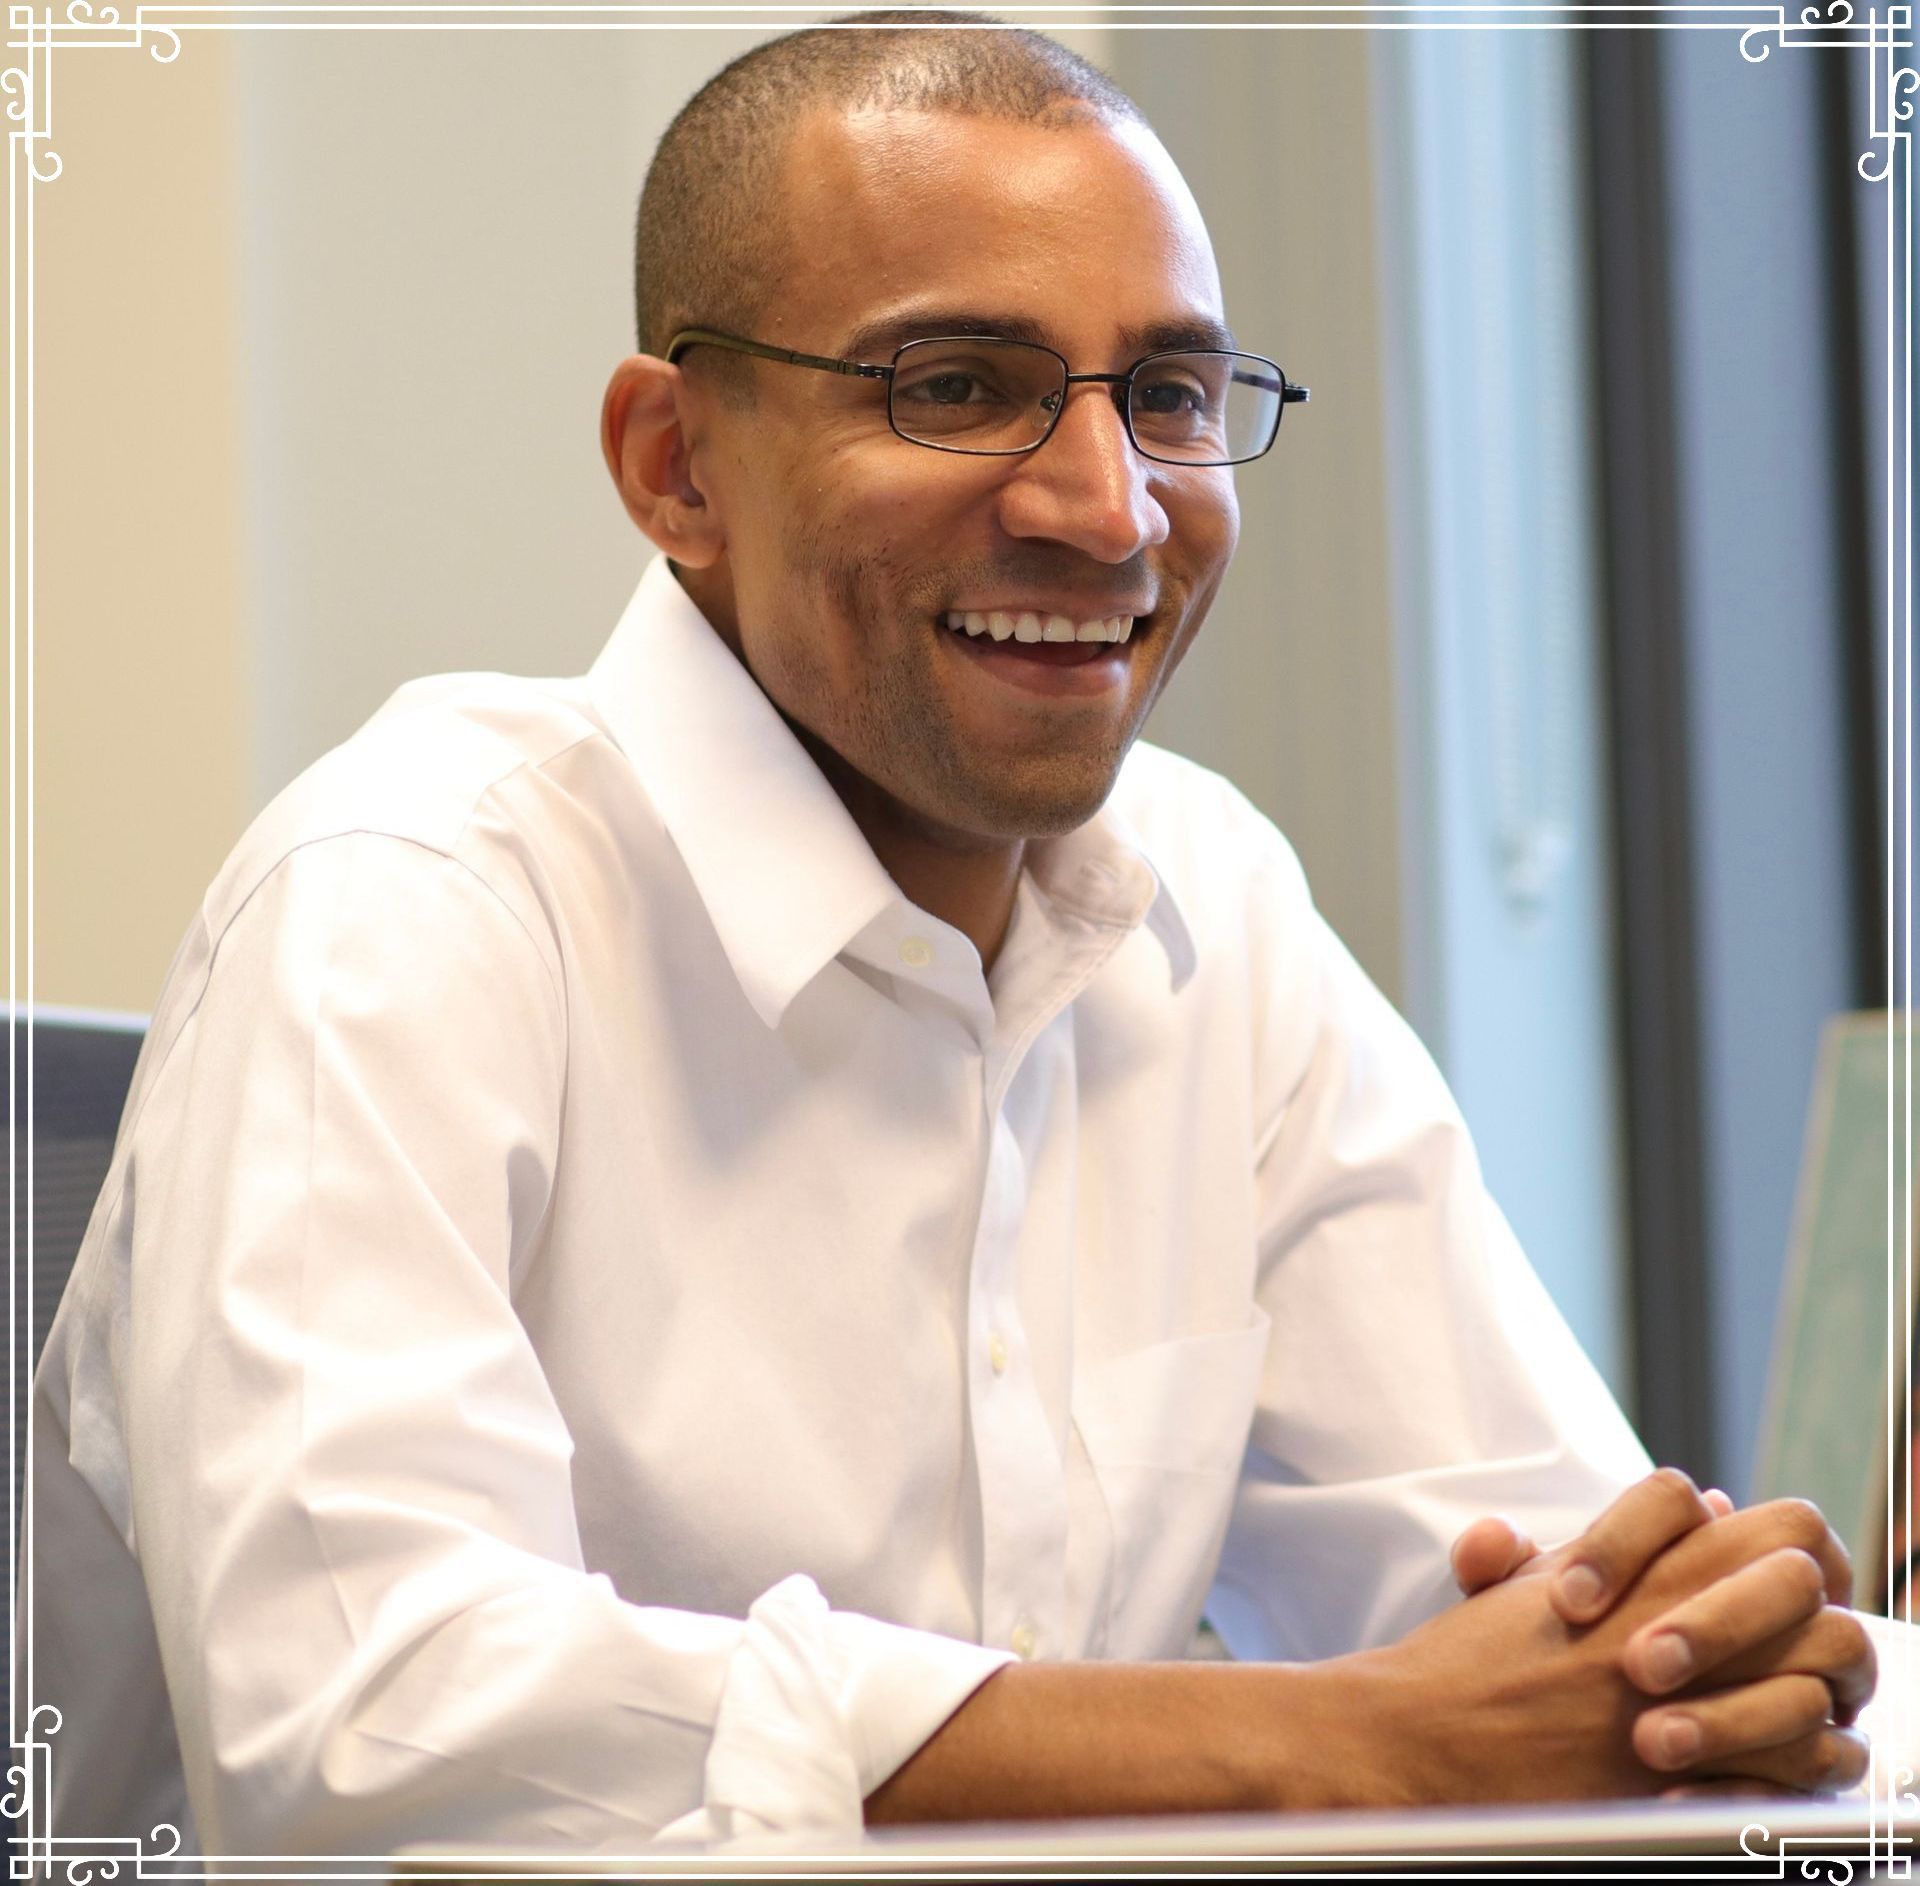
[30,13,1873,1853]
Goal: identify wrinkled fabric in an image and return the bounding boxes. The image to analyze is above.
[29,556,1647,1854]
[661,1575,866,1845]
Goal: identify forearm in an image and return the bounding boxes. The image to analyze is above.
[864,1655,1398,1825]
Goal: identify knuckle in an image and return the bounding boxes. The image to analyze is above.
[1764,1674,1831,1737]
[1781,1736,1827,1797]
[1823,1610,1877,1691]
[1801,1729,1870,1792]
[1828,1608,1871,1658]
[1773,1497,1827,1548]
[1651,1466,1701,1509]
[1830,1535,1855,1602]
[1777,1547,1828,1605]
[1833,1731,1872,1789]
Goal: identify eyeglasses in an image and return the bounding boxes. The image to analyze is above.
[663,327,1309,467]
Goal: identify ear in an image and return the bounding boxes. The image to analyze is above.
[600,355,725,568]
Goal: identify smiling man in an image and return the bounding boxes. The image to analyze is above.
[625,104,1244,966]
[31,12,1874,1855]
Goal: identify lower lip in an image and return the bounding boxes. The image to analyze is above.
[937,626,1138,697]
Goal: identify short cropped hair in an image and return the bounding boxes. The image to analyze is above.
[632,10,1144,371]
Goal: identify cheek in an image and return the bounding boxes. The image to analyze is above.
[1182,484,1240,612]
[1144,481,1238,676]
[734,545,922,725]
[1182,473,1240,563]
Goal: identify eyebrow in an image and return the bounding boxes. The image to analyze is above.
[840,308,1241,363]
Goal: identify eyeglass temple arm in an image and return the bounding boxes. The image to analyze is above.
[1228,364,1310,404]
[664,328,892,381]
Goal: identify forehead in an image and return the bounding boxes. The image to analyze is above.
[768,107,1226,357]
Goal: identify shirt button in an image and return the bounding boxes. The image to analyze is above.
[1010,1620,1038,1660]
[898,936,934,968]
[987,1331,1008,1376]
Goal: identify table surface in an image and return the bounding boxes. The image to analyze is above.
[391,1615,1920,1875]
[392,1797,1920,1875]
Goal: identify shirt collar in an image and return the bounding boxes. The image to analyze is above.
[587,555,1195,1026]
[1032,804,1198,995]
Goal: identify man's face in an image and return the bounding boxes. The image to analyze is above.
[687,106,1242,845]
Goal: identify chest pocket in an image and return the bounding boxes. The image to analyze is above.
[1071,1308,1271,1658]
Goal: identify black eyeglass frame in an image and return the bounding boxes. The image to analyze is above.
[663,326,1310,467]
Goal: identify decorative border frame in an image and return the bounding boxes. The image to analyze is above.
[2,2,1912,1877]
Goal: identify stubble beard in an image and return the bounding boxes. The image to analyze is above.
[804,547,1136,844]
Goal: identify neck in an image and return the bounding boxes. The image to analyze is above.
[792,725,1026,973]
[673,567,1028,971]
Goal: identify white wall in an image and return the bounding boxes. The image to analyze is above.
[232,29,766,809]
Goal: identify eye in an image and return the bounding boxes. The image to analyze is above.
[893,354,1024,408]
[1128,356,1234,452]
[887,355,1036,414]
[888,342,1063,446]
[918,372,985,406]
[1133,374,1209,417]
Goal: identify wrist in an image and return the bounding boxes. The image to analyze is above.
[1249,1648,1429,1813]
[866,1655,1431,1824]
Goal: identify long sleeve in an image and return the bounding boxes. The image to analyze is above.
[70,832,1004,1853]
[1209,896,1651,1663]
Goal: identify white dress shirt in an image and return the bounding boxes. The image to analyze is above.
[29,555,1650,1854]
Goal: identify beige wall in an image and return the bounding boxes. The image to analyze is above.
[20,23,1403,1015]
[29,34,248,1012]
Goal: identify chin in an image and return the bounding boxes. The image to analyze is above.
[941,763,1121,844]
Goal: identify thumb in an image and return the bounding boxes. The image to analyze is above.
[1450,1514,1541,1596]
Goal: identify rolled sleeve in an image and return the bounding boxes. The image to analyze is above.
[662,1575,1012,1844]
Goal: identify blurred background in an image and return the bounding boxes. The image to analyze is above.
[22,12,1912,1500]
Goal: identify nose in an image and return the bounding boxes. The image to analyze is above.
[995,381,1170,563]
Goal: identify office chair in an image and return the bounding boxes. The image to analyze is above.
[5,1005,146,1827]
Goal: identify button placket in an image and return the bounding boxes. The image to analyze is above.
[967,890,1142,1663]
[969,1098,1068,1655]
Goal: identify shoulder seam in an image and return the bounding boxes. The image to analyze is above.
[161,829,569,1133]
[66,832,568,1364]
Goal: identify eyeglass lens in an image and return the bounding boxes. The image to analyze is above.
[887,337,1283,464]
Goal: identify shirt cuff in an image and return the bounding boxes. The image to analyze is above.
[830,1596,1018,1801]
[661,1574,1013,1846]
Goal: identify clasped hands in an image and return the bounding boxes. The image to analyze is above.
[864,1466,1875,1823]
[1435,1468,1874,1800]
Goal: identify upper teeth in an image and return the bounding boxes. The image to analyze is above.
[943,610,1135,644]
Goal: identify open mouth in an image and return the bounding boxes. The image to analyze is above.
[937,608,1147,671]
[942,608,1135,647]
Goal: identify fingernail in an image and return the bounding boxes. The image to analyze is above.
[1658,1717,1702,1766]
[1643,1631,1694,1689]
[1557,1562,1604,1613]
